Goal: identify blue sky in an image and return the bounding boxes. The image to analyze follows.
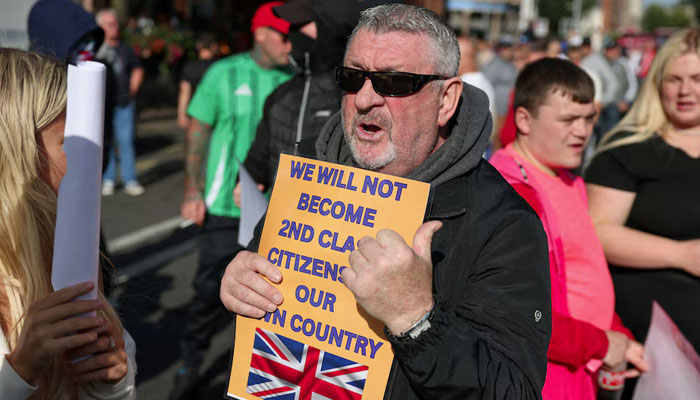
[643,0,680,6]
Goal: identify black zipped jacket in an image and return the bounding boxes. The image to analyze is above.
[243,68,341,190]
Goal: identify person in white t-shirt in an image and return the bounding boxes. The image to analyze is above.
[458,36,496,121]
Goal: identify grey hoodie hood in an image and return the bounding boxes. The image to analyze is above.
[315,83,492,187]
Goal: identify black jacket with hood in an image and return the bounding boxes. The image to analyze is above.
[243,0,399,190]
[311,84,552,399]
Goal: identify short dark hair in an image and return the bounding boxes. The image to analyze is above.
[513,57,594,116]
[195,32,217,49]
[528,38,549,54]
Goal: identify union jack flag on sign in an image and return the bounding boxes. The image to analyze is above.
[247,327,369,400]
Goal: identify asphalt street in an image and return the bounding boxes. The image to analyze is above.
[101,109,233,399]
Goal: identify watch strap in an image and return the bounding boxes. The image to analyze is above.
[384,307,434,342]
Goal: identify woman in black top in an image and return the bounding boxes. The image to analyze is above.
[586,29,700,354]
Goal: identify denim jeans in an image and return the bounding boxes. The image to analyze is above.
[103,101,137,183]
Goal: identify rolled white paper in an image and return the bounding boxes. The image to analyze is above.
[51,61,106,301]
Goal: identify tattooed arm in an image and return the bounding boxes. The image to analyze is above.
[181,117,211,226]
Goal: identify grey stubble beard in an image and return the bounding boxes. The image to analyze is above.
[341,104,396,170]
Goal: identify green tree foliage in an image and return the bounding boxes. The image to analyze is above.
[681,0,700,23]
[537,0,597,34]
[643,5,691,31]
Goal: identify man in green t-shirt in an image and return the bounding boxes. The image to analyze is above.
[171,3,293,399]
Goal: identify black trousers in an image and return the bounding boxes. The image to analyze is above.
[180,214,243,367]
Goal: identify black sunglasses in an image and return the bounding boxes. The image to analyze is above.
[335,66,448,97]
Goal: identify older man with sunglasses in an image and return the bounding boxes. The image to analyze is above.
[220,4,551,399]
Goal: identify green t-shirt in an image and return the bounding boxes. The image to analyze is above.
[187,53,292,218]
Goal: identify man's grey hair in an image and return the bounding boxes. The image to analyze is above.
[95,8,118,24]
[346,4,459,77]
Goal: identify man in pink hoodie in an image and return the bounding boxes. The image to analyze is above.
[489,57,649,399]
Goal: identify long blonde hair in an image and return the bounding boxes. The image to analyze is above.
[0,48,123,399]
[596,29,700,154]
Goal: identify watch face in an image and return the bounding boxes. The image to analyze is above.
[408,319,431,339]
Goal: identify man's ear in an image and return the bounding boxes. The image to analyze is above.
[253,27,266,44]
[514,106,532,136]
[437,77,463,127]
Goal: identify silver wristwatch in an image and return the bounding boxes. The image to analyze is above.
[385,307,434,341]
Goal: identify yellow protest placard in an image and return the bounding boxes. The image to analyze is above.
[227,154,430,400]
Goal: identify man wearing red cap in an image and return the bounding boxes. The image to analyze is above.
[235,0,400,209]
[172,3,293,399]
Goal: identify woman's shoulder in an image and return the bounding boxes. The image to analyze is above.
[587,130,670,186]
[595,131,662,162]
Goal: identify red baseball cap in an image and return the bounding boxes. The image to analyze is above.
[251,1,291,35]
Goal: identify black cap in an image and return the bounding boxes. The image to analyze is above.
[273,0,400,28]
[273,0,314,26]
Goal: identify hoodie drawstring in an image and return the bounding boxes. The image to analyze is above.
[294,51,312,155]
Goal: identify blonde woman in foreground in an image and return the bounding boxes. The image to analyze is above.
[586,29,700,356]
[0,48,136,399]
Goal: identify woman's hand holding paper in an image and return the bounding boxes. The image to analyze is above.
[64,314,128,384]
[6,281,104,384]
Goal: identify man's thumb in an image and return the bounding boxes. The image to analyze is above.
[413,220,443,261]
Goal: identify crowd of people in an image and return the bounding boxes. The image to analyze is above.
[1,0,699,399]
